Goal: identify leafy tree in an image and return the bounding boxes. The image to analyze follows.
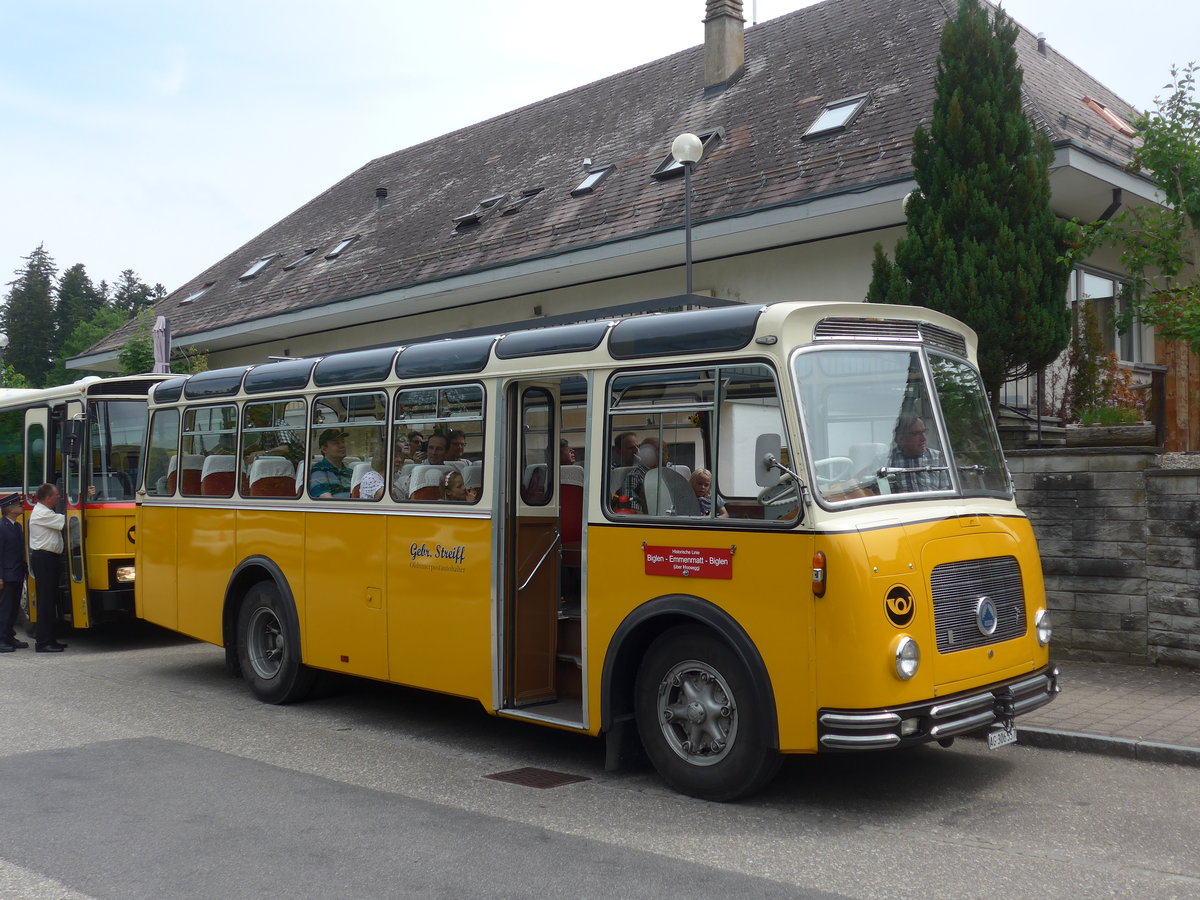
[117,309,157,375]
[1091,63,1200,354]
[0,364,30,389]
[1,244,59,386]
[45,306,131,386]
[866,0,1075,404]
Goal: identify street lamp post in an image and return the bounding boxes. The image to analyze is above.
[671,132,704,295]
[0,333,8,386]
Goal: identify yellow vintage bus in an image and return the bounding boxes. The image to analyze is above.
[0,375,165,631]
[136,301,1058,799]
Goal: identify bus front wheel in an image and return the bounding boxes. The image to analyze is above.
[236,582,315,704]
[634,626,780,801]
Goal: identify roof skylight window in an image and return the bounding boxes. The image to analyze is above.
[179,282,214,304]
[283,248,317,270]
[325,236,359,259]
[239,255,277,280]
[803,94,868,139]
[453,195,508,230]
[1082,97,1137,137]
[572,165,615,196]
[501,188,543,215]
[651,130,721,179]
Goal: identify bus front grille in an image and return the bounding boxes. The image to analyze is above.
[930,556,1026,653]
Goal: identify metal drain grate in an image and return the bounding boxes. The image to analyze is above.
[484,767,591,789]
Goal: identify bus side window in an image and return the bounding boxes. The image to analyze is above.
[308,391,387,501]
[180,405,237,498]
[392,384,485,504]
[145,410,180,496]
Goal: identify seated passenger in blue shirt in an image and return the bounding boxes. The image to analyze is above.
[309,428,354,499]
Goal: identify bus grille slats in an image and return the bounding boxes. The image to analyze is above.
[812,317,968,357]
[930,556,1025,653]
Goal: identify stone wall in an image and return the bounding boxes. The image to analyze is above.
[1007,449,1200,668]
[1145,469,1200,667]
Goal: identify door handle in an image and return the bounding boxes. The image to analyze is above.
[517,533,561,592]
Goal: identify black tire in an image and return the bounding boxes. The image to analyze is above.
[236,581,316,704]
[634,625,781,801]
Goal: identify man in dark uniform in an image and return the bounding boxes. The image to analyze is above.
[0,493,29,652]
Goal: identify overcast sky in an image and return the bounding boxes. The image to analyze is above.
[2,0,1196,298]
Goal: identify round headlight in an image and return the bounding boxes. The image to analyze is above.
[1035,608,1052,646]
[894,635,920,680]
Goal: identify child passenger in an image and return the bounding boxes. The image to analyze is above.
[441,470,477,503]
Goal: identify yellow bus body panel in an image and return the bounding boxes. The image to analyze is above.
[83,507,135,591]
[384,515,493,700]
[137,506,178,630]
[176,507,236,645]
[584,524,818,751]
[814,514,1049,712]
[303,511,389,680]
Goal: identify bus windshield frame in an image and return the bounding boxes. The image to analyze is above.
[86,398,150,503]
[791,344,1011,507]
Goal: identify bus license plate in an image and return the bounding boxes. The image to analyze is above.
[987,726,1017,750]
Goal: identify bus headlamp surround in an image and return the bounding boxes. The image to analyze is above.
[894,635,920,680]
[1035,608,1052,646]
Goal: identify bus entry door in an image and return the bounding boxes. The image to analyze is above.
[503,382,560,707]
[63,402,89,628]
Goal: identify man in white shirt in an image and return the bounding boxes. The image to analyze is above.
[28,483,67,653]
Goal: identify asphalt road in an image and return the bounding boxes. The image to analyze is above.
[1,623,1198,899]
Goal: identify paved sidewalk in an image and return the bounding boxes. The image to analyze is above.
[1014,659,1200,766]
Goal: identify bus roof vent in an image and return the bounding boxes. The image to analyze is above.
[495,321,610,360]
[608,304,763,360]
[395,335,495,379]
[182,366,250,400]
[314,347,398,387]
[813,317,967,357]
[152,377,188,404]
[244,358,318,394]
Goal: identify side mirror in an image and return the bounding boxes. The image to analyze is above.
[63,418,85,458]
[755,433,783,488]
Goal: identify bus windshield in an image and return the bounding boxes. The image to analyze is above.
[793,348,1010,504]
[87,399,148,502]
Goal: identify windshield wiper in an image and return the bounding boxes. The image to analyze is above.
[957,464,989,474]
[876,465,951,477]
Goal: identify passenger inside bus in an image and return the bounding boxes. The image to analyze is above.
[690,468,728,517]
[619,436,659,513]
[407,432,426,462]
[446,429,468,463]
[357,466,385,500]
[309,428,354,499]
[423,433,448,467]
[612,432,639,469]
[441,469,474,502]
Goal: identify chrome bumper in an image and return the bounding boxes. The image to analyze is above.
[818,665,1060,751]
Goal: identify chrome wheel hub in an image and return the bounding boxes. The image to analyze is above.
[656,660,737,766]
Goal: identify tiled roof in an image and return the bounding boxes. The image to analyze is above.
[85,0,1142,357]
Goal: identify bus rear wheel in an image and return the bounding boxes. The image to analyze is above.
[634,626,780,801]
[236,582,315,704]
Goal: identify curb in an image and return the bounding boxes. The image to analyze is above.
[1015,726,1200,768]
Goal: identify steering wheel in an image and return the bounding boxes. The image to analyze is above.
[758,477,800,507]
[812,456,854,485]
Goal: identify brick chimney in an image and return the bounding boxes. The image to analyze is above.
[704,0,745,93]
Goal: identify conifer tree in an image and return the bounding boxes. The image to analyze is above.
[867,0,1074,404]
[111,269,163,316]
[2,244,59,385]
[55,262,104,345]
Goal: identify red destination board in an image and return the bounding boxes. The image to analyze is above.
[643,546,734,579]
